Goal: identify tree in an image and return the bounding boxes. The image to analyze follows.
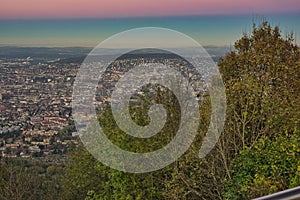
[0,158,64,200]
[162,21,300,199]
[218,21,300,199]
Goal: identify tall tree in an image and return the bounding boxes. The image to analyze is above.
[219,21,300,199]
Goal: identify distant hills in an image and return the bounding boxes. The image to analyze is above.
[0,46,230,63]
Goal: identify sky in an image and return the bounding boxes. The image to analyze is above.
[1,0,300,19]
[0,0,299,47]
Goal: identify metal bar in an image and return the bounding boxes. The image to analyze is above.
[253,186,300,200]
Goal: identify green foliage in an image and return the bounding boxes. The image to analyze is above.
[61,142,167,199]
[99,85,180,153]
[224,131,300,199]
[62,90,175,200]
[219,21,300,143]
[62,83,199,199]
[219,21,300,199]
[0,158,64,200]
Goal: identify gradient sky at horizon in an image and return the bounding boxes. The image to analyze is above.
[1,0,300,19]
[0,0,299,47]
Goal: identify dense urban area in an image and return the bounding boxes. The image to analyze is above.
[0,48,219,159]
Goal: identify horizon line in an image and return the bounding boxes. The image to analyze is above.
[0,44,232,49]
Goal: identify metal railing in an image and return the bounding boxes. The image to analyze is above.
[253,186,300,200]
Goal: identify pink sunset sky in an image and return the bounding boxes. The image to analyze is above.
[1,0,300,19]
